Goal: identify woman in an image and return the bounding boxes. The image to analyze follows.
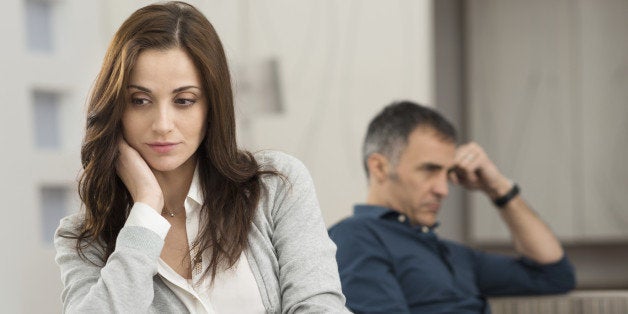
[54,2,348,313]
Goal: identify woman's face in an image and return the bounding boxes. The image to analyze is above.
[122,47,208,173]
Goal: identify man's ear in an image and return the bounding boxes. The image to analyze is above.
[367,153,391,184]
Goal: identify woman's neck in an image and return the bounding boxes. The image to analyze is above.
[153,156,197,212]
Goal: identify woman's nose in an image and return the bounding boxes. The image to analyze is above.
[152,104,174,135]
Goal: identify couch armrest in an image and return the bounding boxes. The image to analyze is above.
[488,290,628,314]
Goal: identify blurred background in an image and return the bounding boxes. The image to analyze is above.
[1,0,627,312]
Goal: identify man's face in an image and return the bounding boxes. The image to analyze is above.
[383,128,456,227]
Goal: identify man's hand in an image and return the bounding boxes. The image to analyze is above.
[116,138,164,212]
[449,142,512,200]
[450,143,565,264]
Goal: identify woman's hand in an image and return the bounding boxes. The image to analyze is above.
[116,138,164,212]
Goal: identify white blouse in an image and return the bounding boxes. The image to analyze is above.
[125,169,265,314]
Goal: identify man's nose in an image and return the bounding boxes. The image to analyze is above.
[433,176,449,198]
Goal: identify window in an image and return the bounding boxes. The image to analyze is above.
[40,185,69,244]
[25,0,54,52]
[32,90,62,149]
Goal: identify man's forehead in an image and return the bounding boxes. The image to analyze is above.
[404,130,456,156]
[393,134,454,171]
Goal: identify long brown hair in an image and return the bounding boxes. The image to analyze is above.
[73,1,274,281]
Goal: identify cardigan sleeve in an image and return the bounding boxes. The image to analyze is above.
[54,204,170,313]
[263,151,351,313]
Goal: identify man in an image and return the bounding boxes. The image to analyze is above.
[328,101,575,314]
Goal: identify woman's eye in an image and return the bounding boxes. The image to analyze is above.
[131,98,149,106]
[175,98,196,106]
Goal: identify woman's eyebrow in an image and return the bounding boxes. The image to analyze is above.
[172,85,201,93]
[127,84,151,93]
[127,85,200,93]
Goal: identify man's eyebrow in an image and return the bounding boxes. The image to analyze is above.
[420,162,444,170]
[419,162,458,175]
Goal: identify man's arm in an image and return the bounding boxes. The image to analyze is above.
[451,142,563,264]
[495,189,564,263]
[471,245,576,296]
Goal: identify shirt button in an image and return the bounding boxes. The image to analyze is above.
[398,215,406,223]
[421,226,429,233]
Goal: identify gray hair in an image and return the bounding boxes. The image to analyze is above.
[362,101,457,177]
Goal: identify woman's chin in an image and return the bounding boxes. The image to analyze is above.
[146,159,184,173]
[145,155,196,173]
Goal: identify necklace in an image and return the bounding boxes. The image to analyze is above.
[162,206,180,217]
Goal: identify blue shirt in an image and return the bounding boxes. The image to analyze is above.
[328,205,576,314]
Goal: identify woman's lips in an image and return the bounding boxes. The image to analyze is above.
[148,142,178,153]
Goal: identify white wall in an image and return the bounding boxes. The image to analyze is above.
[1,0,107,312]
[0,1,434,312]
[0,2,28,312]
[226,0,435,226]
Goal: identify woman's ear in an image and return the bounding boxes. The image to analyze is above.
[367,153,391,184]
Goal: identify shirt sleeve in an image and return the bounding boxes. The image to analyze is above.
[54,210,169,313]
[264,152,352,313]
[329,221,411,314]
[124,202,171,240]
[473,249,576,296]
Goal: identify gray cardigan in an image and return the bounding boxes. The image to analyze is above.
[55,151,349,313]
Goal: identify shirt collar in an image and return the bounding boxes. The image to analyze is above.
[353,204,392,218]
[353,204,440,231]
[186,164,204,212]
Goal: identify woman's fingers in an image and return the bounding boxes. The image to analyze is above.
[116,138,164,212]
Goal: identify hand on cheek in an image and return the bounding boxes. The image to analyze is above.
[116,138,164,212]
